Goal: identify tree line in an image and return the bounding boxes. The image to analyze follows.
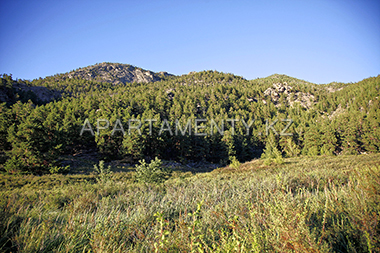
[0,71,379,173]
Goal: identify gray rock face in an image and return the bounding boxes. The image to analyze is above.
[0,83,61,104]
[13,83,62,103]
[263,82,315,109]
[165,88,176,100]
[327,104,345,120]
[66,62,173,85]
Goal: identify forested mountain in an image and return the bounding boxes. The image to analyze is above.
[0,74,61,105]
[33,62,173,87]
[1,64,379,174]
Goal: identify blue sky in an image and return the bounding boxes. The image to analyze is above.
[0,0,379,84]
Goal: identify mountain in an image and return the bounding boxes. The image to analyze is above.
[63,62,173,85]
[3,63,175,103]
[1,63,380,174]
[0,63,346,107]
[3,62,376,111]
[1,65,379,253]
[0,74,61,105]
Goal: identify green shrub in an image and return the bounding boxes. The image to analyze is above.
[135,157,171,184]
[93,160,112,183]
[0,155,380,252]
[4,156,26,174]
[229,156,241,169]
[49,165,70,174]
[261,135,284,165]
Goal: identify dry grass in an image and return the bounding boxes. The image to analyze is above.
[1,154,379,252]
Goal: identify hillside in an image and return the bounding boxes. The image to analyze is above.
[0,74,61,105]
[1,63,174,105]
[3,64,334,105]
[1,63,380,252]
[1,154,379,252]
[0,64,379,174]
[63,62,173,85]
[33,62,173,85]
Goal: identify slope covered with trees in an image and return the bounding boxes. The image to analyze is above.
[0,65,379,173]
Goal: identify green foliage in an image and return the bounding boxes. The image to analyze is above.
[261,134,284,165]
[1,69,380,251]
[4,155,27,174]
[135,157,171,184]
[0,74,17,106]
[302,124,321,156]
[153,211,170,252]
[0,103,11,151]
[229,156,241,169]
[1,72,380,171]
[187,201,205,252]
[282,137,301,157]
[49,165,70,174]
[0,154,380,252]
[221,130,236,164]
[93,160,112,183]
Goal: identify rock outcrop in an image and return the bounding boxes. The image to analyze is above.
[0,82,61,104]
[13,83,62,103]
[263,82,316,109]
[66,62,173,85]
[165,88,176,100]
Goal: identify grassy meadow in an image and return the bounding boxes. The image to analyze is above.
[1,154,379,252]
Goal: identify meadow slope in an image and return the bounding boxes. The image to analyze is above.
[1,154,379,252]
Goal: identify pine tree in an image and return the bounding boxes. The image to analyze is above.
[221,129,236,165]
[302,123,321,156]
[5,105,62,173]
[261,133,283,165]
[362,114,380,152]
[280,136,300,157]
[0,103,11,151]
[320,120,337,156]
[341,115,360,155]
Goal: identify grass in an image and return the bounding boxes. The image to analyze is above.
[0,154,379,252]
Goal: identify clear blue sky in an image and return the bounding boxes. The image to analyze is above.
[0,0,379,84]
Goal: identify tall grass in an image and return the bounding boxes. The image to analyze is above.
[0,154,379,252]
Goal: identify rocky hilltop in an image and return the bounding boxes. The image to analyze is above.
[263,82,316,108]
[0,74,61,105]
[65,62,173,85]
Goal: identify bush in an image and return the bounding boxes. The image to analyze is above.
[49,165,70,174]
[261,135,284,165]
[4,156,26,174]
[93,160,112,183]
[229,156,241,169]
[135,157,171,184]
